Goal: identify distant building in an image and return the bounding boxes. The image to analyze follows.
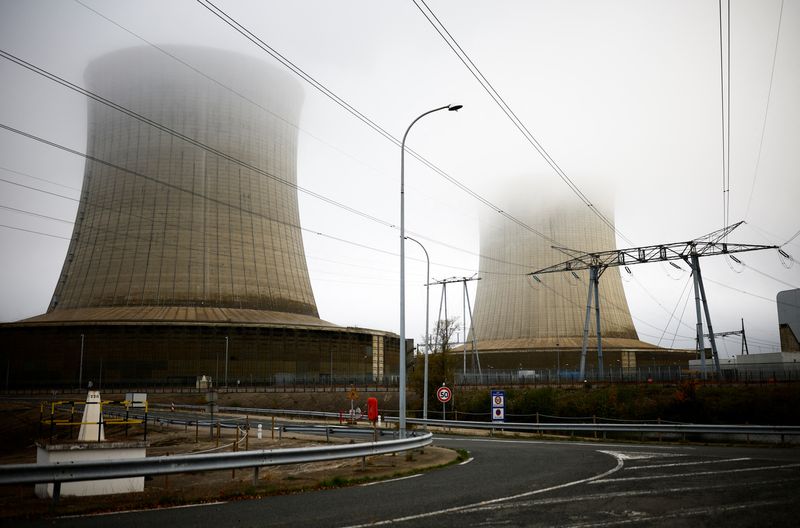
[1,47,398,388]
[464,187,694,373]
[777,289,800,352]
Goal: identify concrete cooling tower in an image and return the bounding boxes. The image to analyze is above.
[466,187,690,372]
[50,46,317,317]
[1,47,399,387]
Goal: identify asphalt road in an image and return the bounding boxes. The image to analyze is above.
[17,436,800,527]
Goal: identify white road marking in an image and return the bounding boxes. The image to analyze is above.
[597,450,683,461]
[456,476,800,513]
[591,462,800,483]
[58,501,228,518]
[359,474,421,487]
[342,450,627,527]
[561,499,790,527]
[624,457,750,470]
[435,436,693,451]
[459,457,474,465]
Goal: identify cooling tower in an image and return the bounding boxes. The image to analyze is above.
[1,47,403,388]
[48,46,317,317]
[471,195,637,342]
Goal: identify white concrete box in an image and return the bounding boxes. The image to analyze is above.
[35,441,147,498]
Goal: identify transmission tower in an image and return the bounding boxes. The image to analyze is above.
[429,276,482,377]
[530,222,778,379]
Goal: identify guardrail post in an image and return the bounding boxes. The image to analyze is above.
[252,466,259,485]
[271,417,275,440]
[51,481,61,512]
[232,429,238,479]
[195,421,199,443]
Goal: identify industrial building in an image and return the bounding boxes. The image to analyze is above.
[1,47,398,389]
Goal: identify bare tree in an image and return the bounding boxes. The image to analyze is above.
[410,317,460,414]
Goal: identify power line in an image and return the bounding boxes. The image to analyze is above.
[0,49,394,231]
[0,125,531,283]
[0,49,545,274]
[718,0,730,234]
[411,0,629,244]
[0,165,81,193]
[194,0,559,246]
[744,0,784,221]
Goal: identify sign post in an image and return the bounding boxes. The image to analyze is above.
[436,384,452,420]
[491,389,505,423]
[347,386,359,423]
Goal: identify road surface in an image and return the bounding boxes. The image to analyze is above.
[17,436,800,527]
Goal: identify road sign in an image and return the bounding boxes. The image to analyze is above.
[347,387,359,401]
[491,389,505,423]
[436,386,452,403]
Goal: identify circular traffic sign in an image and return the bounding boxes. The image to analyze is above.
[436,386,452,403]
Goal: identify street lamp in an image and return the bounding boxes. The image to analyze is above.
[405,235,430,420]
[399,104,462,437]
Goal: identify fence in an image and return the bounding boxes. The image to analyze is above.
[455,363,800,386]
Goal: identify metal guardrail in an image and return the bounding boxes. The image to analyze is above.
[154,403,800,438]
[405,418,800,437]
[0,432,433,487]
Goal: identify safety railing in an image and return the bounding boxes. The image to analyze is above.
[0,432,433,502]
[404,417,800,439]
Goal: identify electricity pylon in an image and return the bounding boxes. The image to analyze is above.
[530,222,778,379]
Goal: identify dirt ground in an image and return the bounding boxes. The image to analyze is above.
[0,397,459,520]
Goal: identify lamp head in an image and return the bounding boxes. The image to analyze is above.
[448,104,463,112]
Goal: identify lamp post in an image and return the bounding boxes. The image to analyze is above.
[79,333,84,390]
[224,336,229,389]
[405,235,430,420]
[399,104,462,437]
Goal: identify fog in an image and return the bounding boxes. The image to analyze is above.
[1,0,798,355]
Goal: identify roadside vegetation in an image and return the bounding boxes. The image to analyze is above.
[446,382,800,425]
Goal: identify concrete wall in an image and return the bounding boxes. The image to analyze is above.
[35,442,146,498]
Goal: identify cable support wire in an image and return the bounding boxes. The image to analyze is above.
[194,0,560,247]
[0,49,393,231]
[0,49,541,275]
[0,165,82,193]
[72,0,392,195]
[669,283,695,350]
[719,0,731,236]
[528,272,695,341]
[656,274,694,348]
[0,126,526,285]
[411,0,629,245]
[744,0,784,221]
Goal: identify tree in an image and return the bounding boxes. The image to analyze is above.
[409,317,460,416]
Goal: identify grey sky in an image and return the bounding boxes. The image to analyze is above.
[1,0,798,355]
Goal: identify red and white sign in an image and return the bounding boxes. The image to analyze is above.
[436,386,452,403]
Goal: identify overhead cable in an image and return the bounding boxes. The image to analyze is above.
[194,0,558,246]
[411,0,629,244]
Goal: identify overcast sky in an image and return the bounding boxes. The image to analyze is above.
[1,0,798,356]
